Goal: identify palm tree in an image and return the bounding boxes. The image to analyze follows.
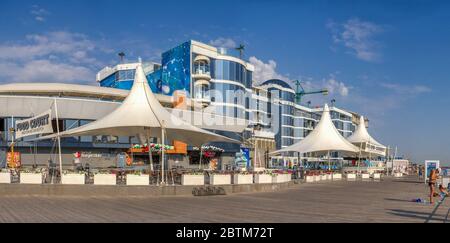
[235,44,245,59]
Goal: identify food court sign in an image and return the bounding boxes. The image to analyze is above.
[15,110,53,139]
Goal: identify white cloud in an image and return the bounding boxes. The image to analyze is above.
[30,5,50,22]
[0,60,93,83]
[324,78,350,97]
[209,37,237,49]
[248,56,290,84]
[380,83,431,95]
[328,18,383,62]
[0,31,103,85]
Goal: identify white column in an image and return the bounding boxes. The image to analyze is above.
[54,99,63,177]
[161,126,165,185]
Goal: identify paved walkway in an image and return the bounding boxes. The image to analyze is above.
[0,176,448,223]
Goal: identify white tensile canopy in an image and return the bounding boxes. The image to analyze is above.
[347,116,386,157]
[36,64,239,146]
[271,104,359,156]
[34,64,240,182]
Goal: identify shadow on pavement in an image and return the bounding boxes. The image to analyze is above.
[387,209,445,222]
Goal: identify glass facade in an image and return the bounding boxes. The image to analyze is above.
[211,59,252,88]
[262,79,355,150]
[94,41,361,154]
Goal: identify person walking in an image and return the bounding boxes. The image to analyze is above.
[429,169,439,204]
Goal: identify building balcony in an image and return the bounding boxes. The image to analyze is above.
[194,79,211,87]
[192,71,211,81]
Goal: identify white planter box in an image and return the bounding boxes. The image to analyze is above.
[346,173,356,180]
[210,174,231,185]
[20,173,42,184]
[285,174,292,182]
[181,175,204,186]
[126,174,149,186]
[320,175,327,181]
[61,174,85,185]
[273,174,291,183]
[314,175,321,182]
[372,173,381,179]
[254,174,273,184]
[306,175,315,183]
[0,172,11,184]
[394,172,403,177]
[94,174,116,185]
[332,173,342,180]
[361,173,370,179]
[233,174,253,184]
[326,174,332,180]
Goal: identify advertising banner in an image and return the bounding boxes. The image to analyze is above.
[425,160,440,183]
[15,109,53,139]
[7,152,21,168]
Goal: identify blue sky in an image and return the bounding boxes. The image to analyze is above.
[0,0,449,165]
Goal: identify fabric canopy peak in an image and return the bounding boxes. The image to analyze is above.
[271,103,359,155]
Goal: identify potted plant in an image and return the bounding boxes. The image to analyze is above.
[305,171,315,183]
[181,172,205,186]
[332,173,342,180]
[20,169,43,184]
[361,172,370,180]
[61,170,85,185]
[93,171,117,185]
[233,171,253,185]
[254,171,273,184]
[272,171,292,183]
[209,171,232,185]
[0,169,11,184]
[126,171,150,186]
[345,172,356,180]
[372,173,381,179]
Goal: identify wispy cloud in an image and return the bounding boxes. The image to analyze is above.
[380,83,432,95]
[30,5,50,22]
[209,37,237,49]
[328,18,383,62]
[0,31,106,84]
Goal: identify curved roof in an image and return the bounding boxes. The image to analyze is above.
[272,104,359,154]
[0,83,128,100]
[0,82,203,108]
[261,79,293,89]
[347,116,385,148]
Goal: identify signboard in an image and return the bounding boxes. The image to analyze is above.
[425,160,440,183]
[15,109,53,139]
[235,148,250,169]
[7,152,21,168]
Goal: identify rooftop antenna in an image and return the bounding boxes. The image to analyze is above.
[235,44,245,59]
[118,52,125,63]
[331,99,336,107]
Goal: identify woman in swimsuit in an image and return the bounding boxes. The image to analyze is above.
[429,169,439,204]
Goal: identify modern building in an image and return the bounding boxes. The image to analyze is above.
[1,40,368,169]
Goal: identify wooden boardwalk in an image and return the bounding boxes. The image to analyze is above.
[0,176,448,223]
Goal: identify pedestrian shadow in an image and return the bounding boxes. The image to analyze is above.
[392,180,423,184]
[387,209,446,222]
[385,198,414,203]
